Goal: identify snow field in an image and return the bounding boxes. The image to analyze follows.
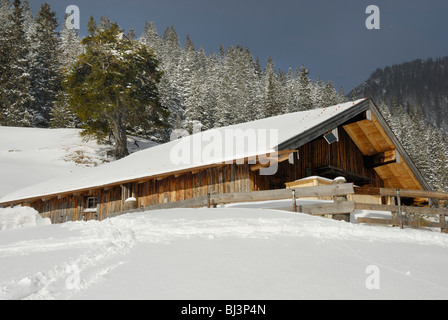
[1,207,448,300]
[0,126,156,199]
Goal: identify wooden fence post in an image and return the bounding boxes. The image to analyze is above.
[292,189,297,212]
[331,179,350,222]
[397,189,404,229]
[436,198,448,233]
[207,193,211,208]
[441,214,448,233]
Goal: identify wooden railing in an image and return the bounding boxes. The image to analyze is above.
[111,183,357,221]
[107,184,448,233]
[354,187,448,233]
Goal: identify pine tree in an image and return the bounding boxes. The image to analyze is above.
[262,57,282,117]
[59,13,83,67]
[185,69,206,133]
[157,25,183,137]
[351,88,358,101]
[311,76,324,108]
[141,21,162,57]
[0,0,33,127]
[0,0,11,84]
[215,73,234,127]
[338,86,347,103]
[28,3,61,126]
[49,90,79,128]
[285,68,298,113]
[201,52,220,129]
[48,13,83,129]
[65,18,169,159]
[297,65,313,111]
[21,0,34,41]
[321,80,338,107]
[179,34,199,115]
[240,47,262,121]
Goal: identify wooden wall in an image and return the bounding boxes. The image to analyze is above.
[28,164,252,223]
[137,164,252,208]
[251,127,384,191]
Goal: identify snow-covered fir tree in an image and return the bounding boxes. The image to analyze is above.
[321,80,339,108]
[28,3,61,126]
[58,13,83,67]
[0,0,33,127]
[297,65,313,111]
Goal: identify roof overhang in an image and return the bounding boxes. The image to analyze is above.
[277,98,431,191]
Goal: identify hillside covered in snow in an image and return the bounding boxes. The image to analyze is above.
[0,126,156,198]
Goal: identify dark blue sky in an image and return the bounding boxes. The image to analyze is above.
[30,0,448,92]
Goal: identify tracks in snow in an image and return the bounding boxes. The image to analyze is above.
[0,219,136,300]
[2,208,448,299]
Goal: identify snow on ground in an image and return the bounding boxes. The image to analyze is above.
[0,206,51,231]
[1,204,448,300]
[0,126,157,198]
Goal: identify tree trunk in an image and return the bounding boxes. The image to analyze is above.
[111,108,129,160]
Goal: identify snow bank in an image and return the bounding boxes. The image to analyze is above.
[0,206,51,231]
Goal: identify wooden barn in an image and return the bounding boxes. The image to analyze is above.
[0,98,432,223]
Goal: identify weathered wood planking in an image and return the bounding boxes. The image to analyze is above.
[355,187,448,200]
[355,203,448,216]
[251,126,384,191]
[209,183,354,205]
[357,217,448,229]
[300,201,355,216]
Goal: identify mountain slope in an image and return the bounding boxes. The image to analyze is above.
[0,126,157,198]
[350,57,448,130]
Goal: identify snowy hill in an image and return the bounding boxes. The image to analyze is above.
[1,205,448,300]
[0,126,157,198]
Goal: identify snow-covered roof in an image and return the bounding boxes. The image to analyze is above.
[0,99,367,204]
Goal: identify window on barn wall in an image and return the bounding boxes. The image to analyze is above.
[85,197,98,211]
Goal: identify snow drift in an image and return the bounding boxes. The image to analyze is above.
[0,206,51,231]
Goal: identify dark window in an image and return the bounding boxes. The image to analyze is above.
[87,197,98,209]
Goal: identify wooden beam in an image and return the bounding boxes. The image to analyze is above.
[369,102,429,191]
[355,203,448,216]
[372,117,395,150]
[355,187,448,200]
[210,183,355,205]
[314,166,374,186]
[250,152,292,172]
[300,201,355,216]
[363,149,396,169]
[357,217,448,229]
[343,122,377,156]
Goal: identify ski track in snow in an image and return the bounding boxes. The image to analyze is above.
[2,208,448,299]
[0,219,137,300]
